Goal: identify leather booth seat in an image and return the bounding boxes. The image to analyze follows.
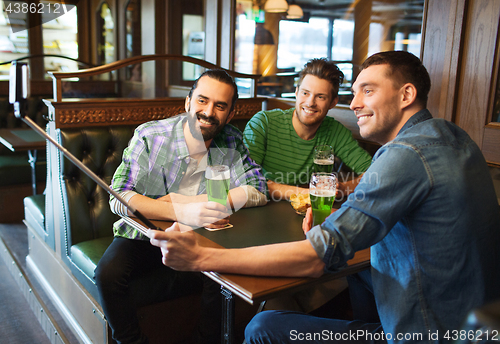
[56,125,137,299]
[23,194,46,241]
[22,122,205,343]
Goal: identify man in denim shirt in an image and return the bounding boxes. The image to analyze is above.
[150,51,500,343]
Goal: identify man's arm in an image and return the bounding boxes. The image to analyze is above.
[127,193,230,228]
[268,180,309,201]
[268,176,362,201]
[328,120,372,174]
[149,223,325,277]
[112,185,263,227]
[242,112,268,166]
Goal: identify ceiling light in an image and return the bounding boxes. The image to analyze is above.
[264,0,288,13]
[286,4,303,19]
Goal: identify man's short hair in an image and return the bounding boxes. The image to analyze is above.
[361,51,431,107]
[297,58,344,100]
[188,69,239,113]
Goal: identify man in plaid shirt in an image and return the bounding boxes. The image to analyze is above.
[95,69,268,344]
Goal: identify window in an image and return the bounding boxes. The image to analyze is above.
[42,1,78,77]
[182,14,204,81]
[97,2,114,66]
[125,0,141,81]
[125,0,140,59]
[0,1,28,80]
[278,18,329,71]
[234,12,255,75]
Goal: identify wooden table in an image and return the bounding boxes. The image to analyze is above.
[0,128,46,195]
[133,200,371,344]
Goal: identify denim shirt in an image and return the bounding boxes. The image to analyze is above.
[307,109,500,343]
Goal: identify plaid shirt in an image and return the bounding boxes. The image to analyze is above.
[111,114,268,239]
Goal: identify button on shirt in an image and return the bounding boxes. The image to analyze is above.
[110,114,268,239]
[307,109,500,342]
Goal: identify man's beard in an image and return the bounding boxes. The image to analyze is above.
[187,111,225,142]
[295,107,324,128]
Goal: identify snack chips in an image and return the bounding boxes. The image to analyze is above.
[290,193,311,215]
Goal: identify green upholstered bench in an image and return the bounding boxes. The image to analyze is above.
[38,121,207,343]
[23,194,47,245]
[70,236,114,280]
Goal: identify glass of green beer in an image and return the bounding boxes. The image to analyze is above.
[309,172,337,226]
[205,165,231,206]
[313,145,335,173]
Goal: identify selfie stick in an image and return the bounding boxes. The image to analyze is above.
[9,61,161,236]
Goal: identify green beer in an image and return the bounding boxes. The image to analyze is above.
[313,145,335,174]
[310,190,336,226]
[206,165,230,206]
[309,172,337,226]
[313,158,335,173]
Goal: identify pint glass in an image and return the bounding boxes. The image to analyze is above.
[205,165,230,206]
[313,145,335,173]
[309,172,337,226]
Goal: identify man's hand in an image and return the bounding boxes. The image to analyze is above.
[173,201,231,228]
[302,207,338,234]
[128,193,230,228]
[268,180,309,202]
[302,207,313,234]
[150,223,202,271]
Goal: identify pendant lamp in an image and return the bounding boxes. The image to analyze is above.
[264,0,288,13]
[286,4,303,19]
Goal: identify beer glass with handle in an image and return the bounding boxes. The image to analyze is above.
[309,172,337,226]
[313,145,335,173]
[205,165,231,206]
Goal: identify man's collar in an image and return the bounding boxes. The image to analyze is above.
[397,109,433,136]
[207,128,229,165]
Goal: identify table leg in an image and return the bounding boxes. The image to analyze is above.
[28,149,37,195]
[221,286,235,344]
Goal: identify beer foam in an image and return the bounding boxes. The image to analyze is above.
[314,158,334,165]
[206,165,230,179]
[310,189,336,197]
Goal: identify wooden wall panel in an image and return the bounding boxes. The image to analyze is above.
[454,0,500,148]
[422,0,466,121]
[482,125,500,167]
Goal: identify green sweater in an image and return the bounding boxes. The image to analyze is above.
[243,108,372,185]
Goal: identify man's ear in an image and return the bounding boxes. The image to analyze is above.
[225,109,236,124]
[401,83,417,108]
[329,96,339,110]
[185,96,190,113]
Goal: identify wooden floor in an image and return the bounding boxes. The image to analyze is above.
[0,222,79,344]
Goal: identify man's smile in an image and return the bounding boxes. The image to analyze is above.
[197,113,219,127]
[301,106,318,116]
[357,113,373,125]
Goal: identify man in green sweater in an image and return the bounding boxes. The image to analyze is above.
[243,58,372,201]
